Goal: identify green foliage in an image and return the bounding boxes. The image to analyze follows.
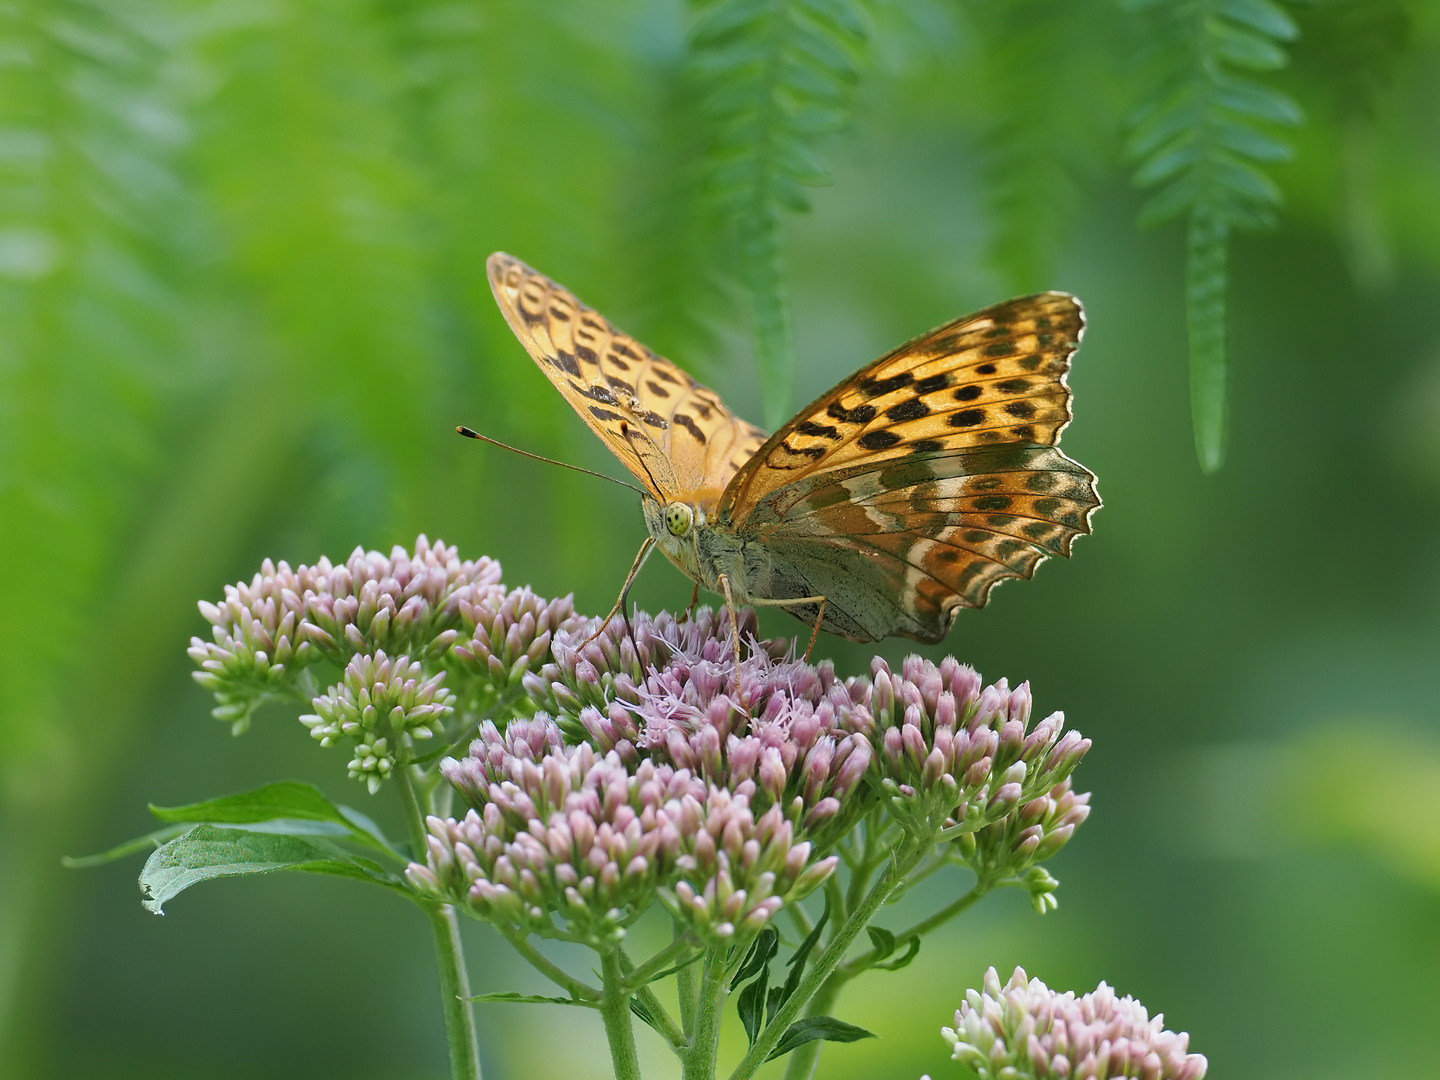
[686,0,873,426]
[1126,0,1302,471]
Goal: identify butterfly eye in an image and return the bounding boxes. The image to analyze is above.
[665,503,694,538]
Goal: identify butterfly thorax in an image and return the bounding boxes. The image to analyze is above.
[641,496,754,601]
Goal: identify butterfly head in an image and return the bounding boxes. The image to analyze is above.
[642,496,706,583]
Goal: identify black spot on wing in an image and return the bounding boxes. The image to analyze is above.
[949,409,985,427]
[797,420,839,439]
[976,363,997,375]
[1004,401,1037,419]
[909,439,944,454]
[885,398,931,422]
[577,383,618,405]
[554,351,581,377]
[645,380,670,398]
[954,385,982,402]
[674,414,706,443]
[859,372,915,398]
[913,372,952,395]
[827,401,877,425]
[857,430,902,450]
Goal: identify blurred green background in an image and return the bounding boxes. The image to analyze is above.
[3,0,1439,1078]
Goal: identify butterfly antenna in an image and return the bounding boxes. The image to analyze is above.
[617,420,665,501]
[456,426,648,496]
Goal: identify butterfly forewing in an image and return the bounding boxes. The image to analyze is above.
[488,253,766,507]
[722,292,1084,512]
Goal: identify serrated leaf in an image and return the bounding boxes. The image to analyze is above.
[764,1016,876,1061]
[1219,0,1297,41]
[139,824,399,914]
[471,991,595,1007]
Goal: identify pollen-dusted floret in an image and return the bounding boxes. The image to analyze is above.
[522,607,876,844]
[939,966,1207,1080]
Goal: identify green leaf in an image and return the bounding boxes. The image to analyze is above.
[471,991,596,1008]
[731,925,780,989]
[139,824,401,914]
[737,962,770,1045]
[764,1016,876,1061]
[1213,76,1303,124]
[1186,207,1230,473]
[864,925,896,961]
[150,781,399,854]
[1219,0,1298,41]
[1208,19,1288,70]
[773,898,828,1020]
[874,936,921,972]
[150,781,354,826]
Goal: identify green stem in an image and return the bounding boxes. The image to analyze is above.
[682,948,731,1080]
[500,928,600,1002]
[676,928,700,1037]
[619,946,686,1053]
[727,838,932,1080]
[778,978,840,1080]
[835,882,989,980]
[394,759,482,1080]
[601,949,644,1080]
[624,934,702,993]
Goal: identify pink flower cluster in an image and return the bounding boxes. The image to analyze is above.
[189,536,501,730]
[868,656,1090,846]
[408,718,836,943]
[937,966,1207,1080]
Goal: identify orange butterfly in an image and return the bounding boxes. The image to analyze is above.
[483,253,1099,653]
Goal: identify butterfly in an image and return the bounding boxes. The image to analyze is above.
[483,252,1099,651]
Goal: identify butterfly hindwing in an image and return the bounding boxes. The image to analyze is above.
[721,295,1099,642]
[488,253,766,507]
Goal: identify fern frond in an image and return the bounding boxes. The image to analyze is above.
[687,0,872,428]
[1126,0,1302,472]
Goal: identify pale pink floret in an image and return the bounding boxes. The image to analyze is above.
[941,967,1207,1080]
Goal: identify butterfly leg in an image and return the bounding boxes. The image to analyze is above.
[579,536,656,654]
[679,580,700,623]
[717,572,744,675]
[748,594,829,661]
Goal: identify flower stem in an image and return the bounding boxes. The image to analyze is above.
[682,948,730,1080]
[501,928,599,1001]
[783,881,991,1080]
[675,920,700,1037]
[601,948,644,1080]
[394,759,482,1080]
[727,838,932,1080]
